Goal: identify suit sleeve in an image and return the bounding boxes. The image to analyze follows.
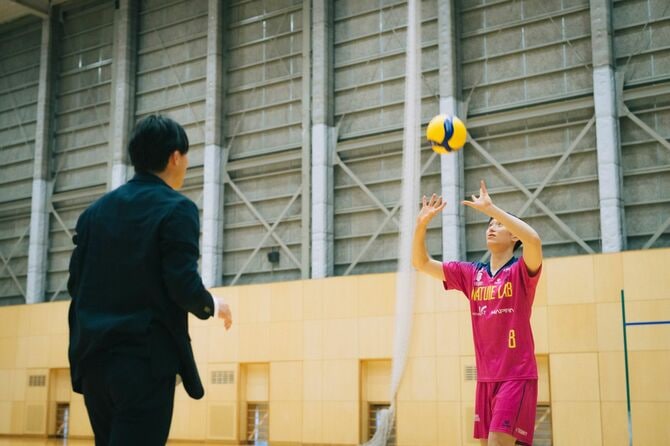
[67,212,87,299]
[159,198,216,320]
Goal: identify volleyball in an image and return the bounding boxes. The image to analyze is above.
[426,114,467,154]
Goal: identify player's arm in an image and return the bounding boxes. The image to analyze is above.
[463,180,543,275]
[412,194,447,281]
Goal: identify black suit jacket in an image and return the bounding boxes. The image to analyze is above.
[68,173,215,399]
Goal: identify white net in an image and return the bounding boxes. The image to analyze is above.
[362,0,421,444]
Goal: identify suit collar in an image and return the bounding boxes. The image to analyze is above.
[129,172,171,188]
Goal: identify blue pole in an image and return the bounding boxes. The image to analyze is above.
[626,320,670,326]
[621,289,633,446]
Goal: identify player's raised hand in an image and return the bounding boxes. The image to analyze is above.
[462,180,493,213]
[417,194,446,227]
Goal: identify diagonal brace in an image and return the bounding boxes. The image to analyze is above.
[469,136,594,254]
[344,150,438,275]
[621,105,670,153]
[0,248,27,298]
[643,214,670,249]
[224,173,301,268]
[334,152,400,227]
[231,185,302,284]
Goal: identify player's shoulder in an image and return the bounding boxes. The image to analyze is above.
[472,261,488,270]
[505,256,523,271]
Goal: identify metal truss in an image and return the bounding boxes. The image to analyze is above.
[620,102,670,249]
[338,147,439,275]
[228,181,303,285]
[222,5,309,282]
[48,9,114,301]
[332,4,443,275]
[0,225,29,300]
[615,2,670,249]
[0,62,38,301]
[469,122,596,259]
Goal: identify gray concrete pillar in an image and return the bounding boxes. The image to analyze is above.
[590,0,626,252]
[437,0,466,261]
[311,0,335,278]
[301,0,312,279]
[26,7,59,303]
[108,0,137,190]
[201,0,225,288]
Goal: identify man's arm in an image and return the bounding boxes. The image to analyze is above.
[463,180,543,275]
[160,199,232,328]
[412,194,446,281]
[67,212,88,299]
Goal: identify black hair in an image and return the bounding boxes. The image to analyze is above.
[488,215,523,251]
[128,115,189,173]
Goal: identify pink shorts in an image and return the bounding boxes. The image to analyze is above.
[474,379,537,445]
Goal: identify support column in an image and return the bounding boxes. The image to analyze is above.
[108,0,137,189]
[301,0,312,279]
[590,0,626,252]
[311,0,334,278]
[201,0,225,288]
[26,7,59,303]
[437,0,465,260]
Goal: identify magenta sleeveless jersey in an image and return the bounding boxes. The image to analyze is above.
[442,257,541,381]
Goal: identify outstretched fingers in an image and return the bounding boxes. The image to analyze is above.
[428,193,438,207]
[480,180,488,196]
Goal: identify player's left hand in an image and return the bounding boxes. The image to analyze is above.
[462,180,493,213]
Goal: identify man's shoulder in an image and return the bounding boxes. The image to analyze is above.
[123,179,194,207]
[85,181,196,221]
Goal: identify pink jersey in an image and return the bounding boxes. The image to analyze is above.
[443,257,541,381]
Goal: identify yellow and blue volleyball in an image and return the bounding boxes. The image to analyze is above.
[426,114,467,154]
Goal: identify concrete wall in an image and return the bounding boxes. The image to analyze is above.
[0,0,668,306]
[0,16,43,306]
[0,247,668,444]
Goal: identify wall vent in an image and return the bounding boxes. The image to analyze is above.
[28,375,46,387]
[211,370,235,385]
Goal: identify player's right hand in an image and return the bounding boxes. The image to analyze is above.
[417,194,446,227]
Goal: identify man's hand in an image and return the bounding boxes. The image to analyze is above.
[215,297,232,330]
[417,194,447,227]
[462,180,493,215]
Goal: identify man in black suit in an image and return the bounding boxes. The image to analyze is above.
[68,115,232,445]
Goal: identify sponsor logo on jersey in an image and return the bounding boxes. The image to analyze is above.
[472,306,514,317]
[472,305,487,316]
[470,281,514,301]
[490,307,514,315]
